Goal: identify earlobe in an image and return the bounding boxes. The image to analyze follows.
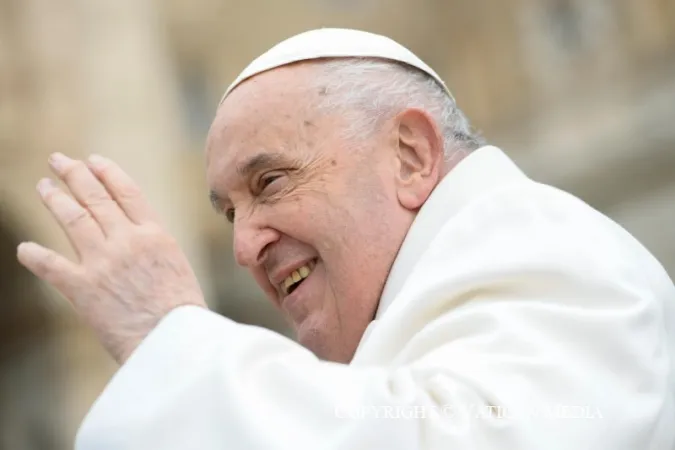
[396,185,427,211]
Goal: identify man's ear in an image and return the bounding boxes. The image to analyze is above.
[394,108,444,211]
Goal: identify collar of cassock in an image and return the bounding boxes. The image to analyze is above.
[374,145,527,319]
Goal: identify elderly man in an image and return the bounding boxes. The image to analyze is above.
[17,28,675,449]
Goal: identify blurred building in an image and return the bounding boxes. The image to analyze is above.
[0,0,673,447]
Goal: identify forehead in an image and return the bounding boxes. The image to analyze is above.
[205,64,328,188]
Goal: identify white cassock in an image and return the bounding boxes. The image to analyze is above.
[74,145,675,449]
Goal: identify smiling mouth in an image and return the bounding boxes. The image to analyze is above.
[281,260,316,296]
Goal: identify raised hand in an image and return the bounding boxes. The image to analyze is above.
[17,153,207,364]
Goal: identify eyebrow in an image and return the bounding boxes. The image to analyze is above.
[209,151,295,213]
[209,190,224,213]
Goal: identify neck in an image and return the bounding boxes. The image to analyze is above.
[441,147,472,176]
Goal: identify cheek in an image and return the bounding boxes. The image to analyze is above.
[251,268,279,306]
[269,195,332,239]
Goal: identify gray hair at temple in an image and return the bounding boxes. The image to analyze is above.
[312,57,486,160]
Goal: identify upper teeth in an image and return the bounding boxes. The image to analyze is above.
[282,263,313,294]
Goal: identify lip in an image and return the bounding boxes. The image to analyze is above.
[269,258,317,294]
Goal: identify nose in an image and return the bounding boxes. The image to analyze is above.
[232,215,279,268]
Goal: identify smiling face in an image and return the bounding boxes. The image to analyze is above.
[206,62,445,362]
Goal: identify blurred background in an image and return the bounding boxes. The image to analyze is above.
[0,0,674,447]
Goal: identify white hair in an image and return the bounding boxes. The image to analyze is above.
[312,58,485,160]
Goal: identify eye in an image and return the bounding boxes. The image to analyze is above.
[261,175,279,188]
[257,172,285,193]
[225,208,235,223]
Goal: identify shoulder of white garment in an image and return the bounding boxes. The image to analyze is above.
[362,145,675,357]
[354,150,675,447]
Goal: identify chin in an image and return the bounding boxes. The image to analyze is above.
[291,301,372,363]
[296,323,329,358]
[296,325,356,363]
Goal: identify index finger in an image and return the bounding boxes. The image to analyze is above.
[86,155,159,225]
[48,153,127,234]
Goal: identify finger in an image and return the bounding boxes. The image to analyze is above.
[37,178,105,256]
[48,153,128,233]
[17,241,82,299]
[86,154,159,225]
